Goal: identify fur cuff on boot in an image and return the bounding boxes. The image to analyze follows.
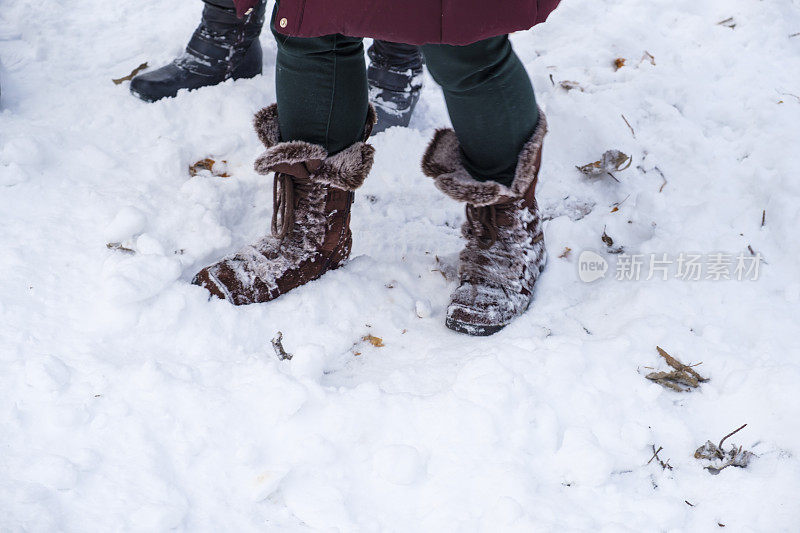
[252,104,377,191]
[421,109,547,206]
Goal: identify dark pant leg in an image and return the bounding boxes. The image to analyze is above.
[271,7,368,154]
[421,36,539,186]
[368,40,423,71]
[204,0,235,10]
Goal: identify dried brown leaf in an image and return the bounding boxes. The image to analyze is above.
[645,347,709,392]
[189,158,230,178]
[656,346,708,382]
[577,150,632,177]
[646,372,690,392]
[560,80,585,92]
[601,229,614,247]
[106,242,135,254]
[362,334,384,348]
[694,425,754,474]
[271,331,293,360]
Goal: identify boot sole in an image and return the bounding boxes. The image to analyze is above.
[445,262,546,336]
[445,318,507,336]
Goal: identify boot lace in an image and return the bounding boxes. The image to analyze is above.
[270,160,322,240]
[466,204,500,249]
[271,173,295,240]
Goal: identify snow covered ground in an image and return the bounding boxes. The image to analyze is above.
[2,0,800,530]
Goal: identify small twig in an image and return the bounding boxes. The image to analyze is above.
[718,424,747,450]
[431,268,448,280]
[611,194,631,212]
[641,51,656,66]
[271,331,293,360]
[655,166,668,192]
[549,73,555,86]
[647,445,663,465]
[112,62,148,85]
[716,17,736,29]
[647,444,673,470]
[685,500,695,507]
[761,209,766,227]
[621,114,636,138]
[778,91,800,103]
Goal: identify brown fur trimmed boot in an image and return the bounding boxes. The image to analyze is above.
[192,104,376,305]
[422,111,547,335]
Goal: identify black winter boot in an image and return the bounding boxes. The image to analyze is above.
[130,0,266,102]
[367,41,424,134]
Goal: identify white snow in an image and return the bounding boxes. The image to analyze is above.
[2,0,800,530]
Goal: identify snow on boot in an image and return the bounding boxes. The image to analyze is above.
[130,0,265,102]
[367,42,423,134]
[421,111,548,336]
[192,104,376,305]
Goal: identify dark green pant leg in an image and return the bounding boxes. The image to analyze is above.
[421,36,539,186]
[270,6,368,154]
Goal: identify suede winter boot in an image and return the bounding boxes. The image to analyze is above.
[367,41,423,134]
[130,0,265,102]
[192,104,376,304]
[422,111,548,335]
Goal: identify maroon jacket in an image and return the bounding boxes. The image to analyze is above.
[234,0,560,45]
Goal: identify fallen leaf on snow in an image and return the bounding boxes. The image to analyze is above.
[271,331,293,361]
[694,424,755,474]
[106,242,135,254]
[576,150,632,178]
[189,158,230,178]
[560,80,585,92]
[645,346,709,392]
[601,229,614,247]
[362,334,384,348]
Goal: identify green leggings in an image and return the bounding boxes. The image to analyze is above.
[271,9,539,186]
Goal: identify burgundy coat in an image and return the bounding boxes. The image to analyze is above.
[234,0,561,45]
